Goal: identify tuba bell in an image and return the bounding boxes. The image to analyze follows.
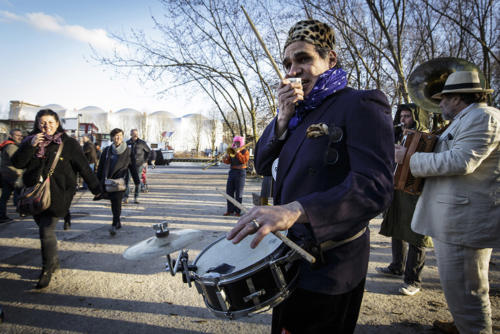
[408,57,487,114]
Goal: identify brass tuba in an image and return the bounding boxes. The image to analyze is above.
[408,57,487,114]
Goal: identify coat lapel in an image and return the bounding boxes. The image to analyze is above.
[275,93,340,202]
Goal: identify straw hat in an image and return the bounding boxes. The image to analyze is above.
[432,70,493,99]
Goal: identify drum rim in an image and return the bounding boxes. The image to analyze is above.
[193,233,288,279]
[194,248,293,284]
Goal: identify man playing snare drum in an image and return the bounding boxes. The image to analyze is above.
[227,20,394,333]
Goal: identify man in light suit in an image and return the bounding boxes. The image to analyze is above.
[396,70,499,334]
[227,19,394,333]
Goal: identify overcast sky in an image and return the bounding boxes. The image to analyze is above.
[0,0,205,118]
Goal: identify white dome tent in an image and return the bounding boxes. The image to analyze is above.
[78,106,109,134]
[109,108,145,138]
[147,110,176,144]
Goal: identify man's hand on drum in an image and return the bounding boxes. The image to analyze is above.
[276,78,303,137]
[227,201,306,249]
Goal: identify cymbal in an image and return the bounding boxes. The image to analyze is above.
[123,229,204,260]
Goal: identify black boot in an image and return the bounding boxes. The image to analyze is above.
[63,220,71,230]
[36,270,52,289]
[63,214,71,230]
[36,260,59,289]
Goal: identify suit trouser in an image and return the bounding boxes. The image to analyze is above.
[271,278,366,334]
[34,214,60,270]
[433,239,492,334]
[388,238,426,286]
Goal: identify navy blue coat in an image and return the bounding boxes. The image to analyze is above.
[255,87,394,295]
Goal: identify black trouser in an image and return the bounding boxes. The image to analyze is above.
[124,165,140,200]
[388,238,426,286]
[109,191,124,226]
[34,214,60,270]
[271,278,366,334]
[226,169,246,214]
[0,178,19,218]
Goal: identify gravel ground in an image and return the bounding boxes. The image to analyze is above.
[0,163,498,333]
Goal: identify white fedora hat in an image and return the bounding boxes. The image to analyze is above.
[432,70,494,99]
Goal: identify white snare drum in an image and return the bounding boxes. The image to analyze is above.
[192,231,299,319]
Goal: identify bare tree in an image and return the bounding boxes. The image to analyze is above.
[95,0,285,146]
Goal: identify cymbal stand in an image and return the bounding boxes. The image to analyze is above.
[166,250,197,288]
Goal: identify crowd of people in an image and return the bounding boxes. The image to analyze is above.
[0,120,153,288]
[0,18,498,334]
[226,19,498,334]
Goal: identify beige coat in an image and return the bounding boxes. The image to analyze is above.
[410,103,500,248]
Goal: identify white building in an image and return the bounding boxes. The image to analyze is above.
[4,100,224,152]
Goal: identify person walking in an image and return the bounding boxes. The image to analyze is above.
[95,128,140,236]
[123,129,150,204]
[12,109,102,289]
[81,134,98,189]
[0,129,24,223]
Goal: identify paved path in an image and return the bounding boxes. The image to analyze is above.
[0,163,498,333]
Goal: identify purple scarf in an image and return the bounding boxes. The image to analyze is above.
[287,67,347,131]
[24,132,63,158]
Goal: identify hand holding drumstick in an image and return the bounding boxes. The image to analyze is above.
[217,189,315,264]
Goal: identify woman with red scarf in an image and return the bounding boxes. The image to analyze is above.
[12,109,102,289]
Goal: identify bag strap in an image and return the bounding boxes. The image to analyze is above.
[104,147,111,181]
[47,142,64,177]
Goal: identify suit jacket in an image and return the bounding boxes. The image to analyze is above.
[410,103,500,248]
[255,87,394,295]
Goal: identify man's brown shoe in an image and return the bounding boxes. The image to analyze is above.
[433,320,459,334]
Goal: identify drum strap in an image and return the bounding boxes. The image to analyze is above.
[319,227,367,252]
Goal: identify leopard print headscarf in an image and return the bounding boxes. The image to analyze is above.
[284,20,336,53]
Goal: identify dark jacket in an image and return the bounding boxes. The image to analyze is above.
[1,138,23,184]
[96,145,140,187]
[255,87,394,295]
[12,133,101,217]
[126,138,151,167]
[83,141,98,165]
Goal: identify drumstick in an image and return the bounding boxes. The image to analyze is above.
[216,188,316,264]
[241,6,284,81]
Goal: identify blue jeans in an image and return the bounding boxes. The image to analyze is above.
[0,177,20,218]
[226,169,246,214]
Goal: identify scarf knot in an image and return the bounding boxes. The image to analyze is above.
[24,132,63,158]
